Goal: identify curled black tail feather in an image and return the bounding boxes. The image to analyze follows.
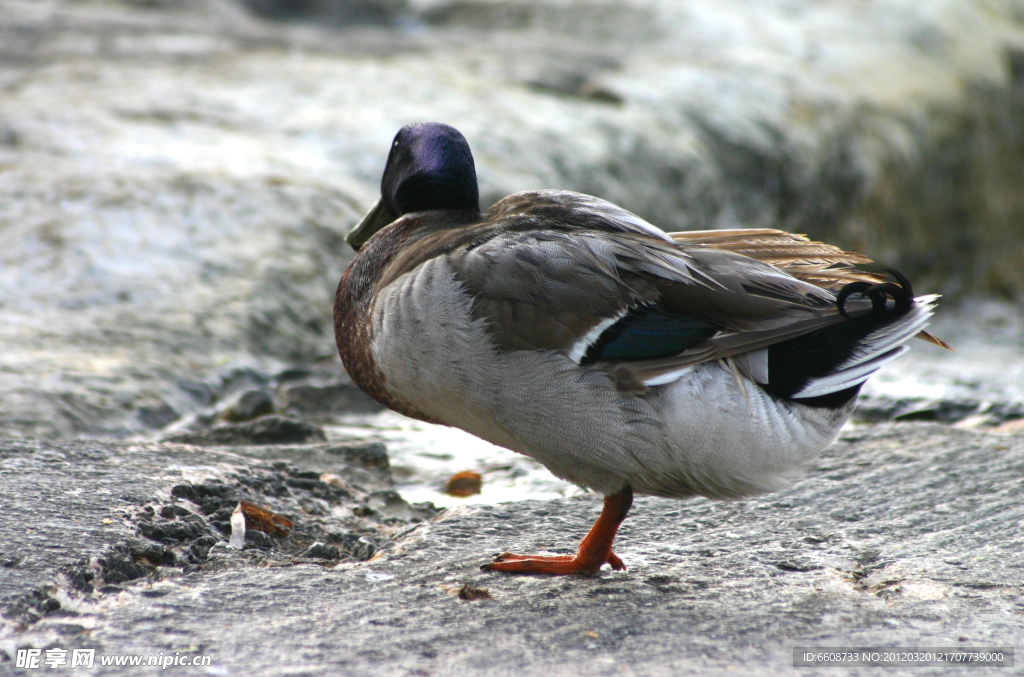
[763,268,919,409]
[836,269,914,319]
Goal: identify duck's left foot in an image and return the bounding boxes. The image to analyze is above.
[485,549,625,575]
[483,486,633,576]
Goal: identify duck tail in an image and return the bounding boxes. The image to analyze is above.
[761,270,939,408]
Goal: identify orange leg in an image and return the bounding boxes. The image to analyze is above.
[484,485,633,575]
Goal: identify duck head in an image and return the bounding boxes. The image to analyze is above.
[346,122,480,251]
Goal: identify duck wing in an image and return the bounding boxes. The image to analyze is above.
[669,228,951,350]
[668,228,882,290]
[447,194,864,390]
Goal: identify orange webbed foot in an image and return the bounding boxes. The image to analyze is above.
[482,486,633,576]
[484,550,625,575]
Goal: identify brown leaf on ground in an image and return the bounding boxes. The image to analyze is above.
[240,500,293,536]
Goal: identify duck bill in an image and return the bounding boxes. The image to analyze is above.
[346,197,397,251]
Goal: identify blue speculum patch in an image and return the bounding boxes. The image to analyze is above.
[584,308,718,364]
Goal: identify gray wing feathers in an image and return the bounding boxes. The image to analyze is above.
[531,190,674,242]
[450,234,651,351]
[447,225,851,377]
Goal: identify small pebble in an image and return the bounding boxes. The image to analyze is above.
[445,471,482,497]
[222,389,275,422]
[457,584,492,601]
[300,542,342,560]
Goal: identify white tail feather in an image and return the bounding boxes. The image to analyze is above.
[793,346,908,398]
[791,294,938,399]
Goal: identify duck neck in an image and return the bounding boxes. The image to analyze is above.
[333,210,483,422]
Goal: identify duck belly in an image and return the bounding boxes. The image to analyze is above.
[641,362,854,499]
[370,257,671,495]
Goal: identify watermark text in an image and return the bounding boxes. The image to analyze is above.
[15,648,212,670]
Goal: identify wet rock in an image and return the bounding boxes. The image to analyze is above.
[137,516,214,544]
[282,382,384,419]
[326,442,390,470]
[219,368,272,396]
[855,396,983,424]
[285,476,329,493]
[133,460,404,566]
[0,124,19,147]
[39,598,61,614]
[3,553,26,569]
[96,553,151,586]
[220,389,275,423]
[0,436,421,642]
[125,539,178,567]
[857,307,1024,427]
[3,425,1022,676]
[366,490,437,523]
[159,504,192,519]
[775,559,822,573]
[165,416,326,446]
[135,403,180,429]
[243,529,273,549]
[170,481,239,512]
[300,542,342,560]
[321,442,394,493]
[340,534,378,561]
[241,0,407,24]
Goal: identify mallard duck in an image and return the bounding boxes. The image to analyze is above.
[334,122,945,575]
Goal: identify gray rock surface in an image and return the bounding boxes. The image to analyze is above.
[2,424,1022,675]
[857,298,1024,427]
[2,0,1024,439]
[165,415,327,445]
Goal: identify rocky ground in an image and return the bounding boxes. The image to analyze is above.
[1,425,1022,676]
[2,0,1024,675]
